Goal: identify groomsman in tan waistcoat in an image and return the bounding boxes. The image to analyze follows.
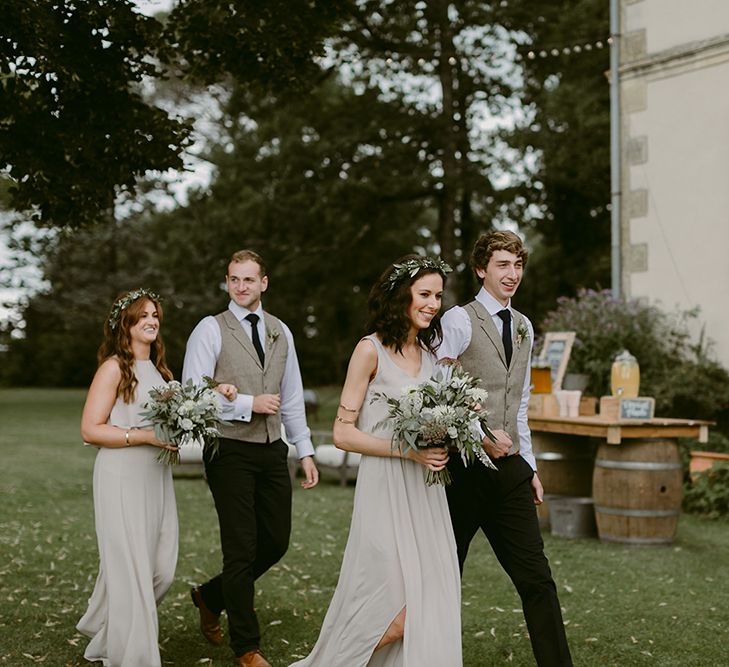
[183,249,318,667]
[439,231,572,667]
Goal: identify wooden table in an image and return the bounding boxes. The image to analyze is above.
[529,415,710,446]
[530,416,711,545]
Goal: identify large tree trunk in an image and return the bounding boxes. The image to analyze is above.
[429,0,459,306]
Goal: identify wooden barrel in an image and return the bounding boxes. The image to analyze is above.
[532,433,597,497]
[592,440,683,545]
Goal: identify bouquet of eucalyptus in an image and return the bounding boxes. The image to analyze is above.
[140,378,222,465]
[376,360,497,485]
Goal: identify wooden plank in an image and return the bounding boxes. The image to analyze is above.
[529,416,711,443]
[528,419,615,439]
[606,426,621,444]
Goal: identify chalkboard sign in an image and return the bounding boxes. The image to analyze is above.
[537,332,575,391]
[619,397,655,420]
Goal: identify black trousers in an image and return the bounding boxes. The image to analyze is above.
[199,437,292,657]
[446,454,573,667]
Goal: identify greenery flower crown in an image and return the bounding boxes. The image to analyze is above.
[385,256,452,291]
[109,288,161,331]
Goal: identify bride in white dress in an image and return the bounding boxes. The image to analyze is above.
[290,256,462,667]
[77,289,180,667]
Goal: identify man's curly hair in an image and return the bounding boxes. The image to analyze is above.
[471,230,528,274]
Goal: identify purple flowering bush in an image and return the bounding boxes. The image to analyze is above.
[540,289,729,431]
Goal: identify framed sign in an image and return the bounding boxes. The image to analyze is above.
[619,397,655,420]
[537,331,575,391]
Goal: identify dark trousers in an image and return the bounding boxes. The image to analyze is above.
[446,454,573,667]
[199,437,292,657]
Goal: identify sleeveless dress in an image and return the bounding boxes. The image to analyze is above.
[290,336,462,667]
[77,360,179,667]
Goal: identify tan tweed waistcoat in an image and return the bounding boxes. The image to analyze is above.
[457,300,529,455]
[213,310,289,443]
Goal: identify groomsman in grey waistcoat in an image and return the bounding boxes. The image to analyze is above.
[439,231,572,667]
[183,249,319,667]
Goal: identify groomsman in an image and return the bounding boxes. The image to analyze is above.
[183,249,318,667]
[438,231,572,666]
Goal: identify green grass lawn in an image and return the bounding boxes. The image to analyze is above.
[1,388,728,666]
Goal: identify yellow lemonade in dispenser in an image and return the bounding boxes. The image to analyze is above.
[610,350,640,398]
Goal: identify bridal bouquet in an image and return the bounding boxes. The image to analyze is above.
[141,378,222,465]
[376,361,497,485]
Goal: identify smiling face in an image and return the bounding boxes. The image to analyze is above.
[128,299,160,345]
[407,272,444,333]
[226,259,268,311]
[476,249,523,306]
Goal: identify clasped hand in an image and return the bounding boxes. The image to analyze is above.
[215,383,238,401]
[408,446,449,472]
[253,393,281,415]
[483,429,512,459]
[141,428,179,451]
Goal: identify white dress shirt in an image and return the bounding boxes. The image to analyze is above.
[182,300,314,459]
[439,287,536,472]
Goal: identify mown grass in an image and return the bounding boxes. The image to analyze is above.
[1,388,728,666]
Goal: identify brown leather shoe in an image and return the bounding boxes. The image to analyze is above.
[236,649,271,667]
[190,585,223,645]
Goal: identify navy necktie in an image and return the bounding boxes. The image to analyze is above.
[497,309,513,367]
[245,313,265,366]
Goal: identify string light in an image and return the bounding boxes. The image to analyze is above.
[521,36,611,60]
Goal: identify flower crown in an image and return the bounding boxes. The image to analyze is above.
[385,256,452,291]
[108,288,161,331]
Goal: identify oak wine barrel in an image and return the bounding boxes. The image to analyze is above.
[592,440,683,545]
[532,433,597,497]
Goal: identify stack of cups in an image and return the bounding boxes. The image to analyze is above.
[555,390,582,417]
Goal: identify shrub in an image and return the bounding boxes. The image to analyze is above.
[683,464,729,519]
[540,289,729,430]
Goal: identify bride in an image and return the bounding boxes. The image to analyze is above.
[290,256,462,667]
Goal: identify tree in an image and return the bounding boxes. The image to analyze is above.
[164,0,353,94]
[141,76,440,383]
[0,0,189,227]
[1,75,440,385]
[331,1,529,302]
[0,0,353,229]
[501,0,611,325]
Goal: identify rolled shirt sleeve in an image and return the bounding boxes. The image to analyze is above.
[278,322,314,459]
[517,317,536,472]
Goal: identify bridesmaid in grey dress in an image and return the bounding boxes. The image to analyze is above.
[77,289,181,667]
[290,256,462,667]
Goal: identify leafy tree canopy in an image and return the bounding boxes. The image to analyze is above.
[0,0,190,227]
[0,0,353,228]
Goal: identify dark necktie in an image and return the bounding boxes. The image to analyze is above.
[245,313,265,366]
[497,309,513,367]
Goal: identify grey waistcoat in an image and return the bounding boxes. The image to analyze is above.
[458,300,530,455]
[213,310,289,443]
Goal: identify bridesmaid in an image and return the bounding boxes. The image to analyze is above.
[77,289,179,667]
[290,255,462,667]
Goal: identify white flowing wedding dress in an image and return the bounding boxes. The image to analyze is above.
[290,335,462,667]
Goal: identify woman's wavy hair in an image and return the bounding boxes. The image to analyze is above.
[97,291,173,403]
[365,254,447,355]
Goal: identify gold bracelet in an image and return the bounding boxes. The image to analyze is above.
[339,403,359,412]
[335,415,355,424]
[124,429,131,447]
